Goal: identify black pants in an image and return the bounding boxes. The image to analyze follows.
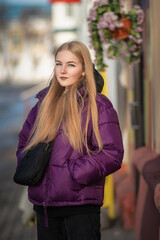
[36,212,101,240]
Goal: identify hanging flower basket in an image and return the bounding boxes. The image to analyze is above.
[111,17,132,40]
[87,0,144,71]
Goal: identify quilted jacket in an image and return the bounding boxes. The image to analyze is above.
[16,87,124,208]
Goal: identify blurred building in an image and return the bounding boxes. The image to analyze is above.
[49,0,90,51]
[0,0,93,84]
[0,1,53,84]
[50,1,80,50]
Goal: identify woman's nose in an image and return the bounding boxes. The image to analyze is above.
[61,65,67,73]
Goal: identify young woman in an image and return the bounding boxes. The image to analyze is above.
[16,41,124,240]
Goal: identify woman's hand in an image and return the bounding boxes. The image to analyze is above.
[154,183,160,213]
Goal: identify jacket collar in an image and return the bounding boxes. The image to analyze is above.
[36,86,49,101]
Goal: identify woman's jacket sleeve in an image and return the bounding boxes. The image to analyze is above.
[68,103,124,185]
[16,103,38,164]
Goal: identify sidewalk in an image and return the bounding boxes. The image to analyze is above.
[0,146,37,240]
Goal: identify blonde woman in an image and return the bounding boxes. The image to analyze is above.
[16,41,124,240]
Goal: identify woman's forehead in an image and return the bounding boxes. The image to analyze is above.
[56,50,80,62]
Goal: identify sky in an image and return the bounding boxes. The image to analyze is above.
[1,0,50,5]
[0,0,51,19]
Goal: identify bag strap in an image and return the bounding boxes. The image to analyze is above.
[45,141,54,152]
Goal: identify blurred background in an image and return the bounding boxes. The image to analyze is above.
[0,0,160,240]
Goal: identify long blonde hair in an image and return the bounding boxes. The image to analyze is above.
[25,41,103,154]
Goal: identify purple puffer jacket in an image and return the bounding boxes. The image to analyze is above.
[16,87,124,208]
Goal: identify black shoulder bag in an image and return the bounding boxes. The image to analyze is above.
[13,142,53,186]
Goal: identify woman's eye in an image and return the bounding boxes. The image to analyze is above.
[68,64,75,67]
[56,63,61,66]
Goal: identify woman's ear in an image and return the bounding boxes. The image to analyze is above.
[82,72,85,77]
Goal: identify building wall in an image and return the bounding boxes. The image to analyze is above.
[141,0,160,153]
[151,0,160,153]
[0,18,53,84]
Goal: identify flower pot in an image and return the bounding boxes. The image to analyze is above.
[111,17,132,40]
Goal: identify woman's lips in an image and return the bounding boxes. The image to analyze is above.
[60,77,68,80]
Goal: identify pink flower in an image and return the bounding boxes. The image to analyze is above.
[136,9,145,24]
[88,9,97,21]
[98,30,109,43]
[119,42,130,57]
[120,49,130,57]
[138,14,144,24]
[135,27,143,32]
[109,24,116,31]
[98,0,109,6]
[129,45,137,51]
[129,35,143,44]
[119,0,125,7]
[93,0,108,8]
[134,5,141,9]
[133,52,139,56]
[136,39,143,44]
[98,21,108,29]
[98,12,121,31]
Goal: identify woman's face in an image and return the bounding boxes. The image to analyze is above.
[55,50,85,88]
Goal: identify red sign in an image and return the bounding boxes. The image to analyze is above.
[49,0,80,3]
